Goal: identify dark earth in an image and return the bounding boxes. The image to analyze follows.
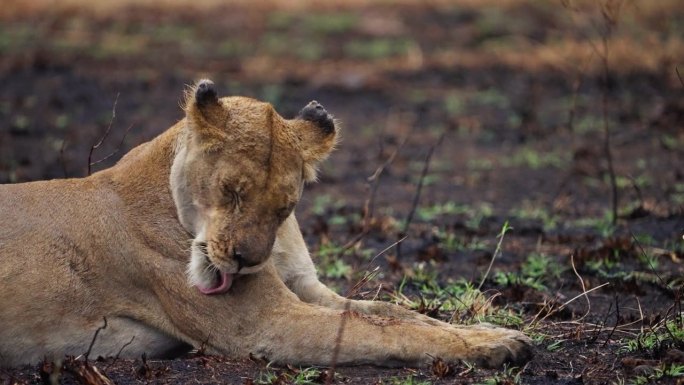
[1,1,683,384]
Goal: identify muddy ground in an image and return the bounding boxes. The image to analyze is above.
[1,1,683,384]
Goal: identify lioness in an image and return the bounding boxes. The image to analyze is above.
[0,80,533,368]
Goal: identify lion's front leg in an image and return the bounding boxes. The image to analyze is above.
[272,215,456,327]
[151,260,533,368]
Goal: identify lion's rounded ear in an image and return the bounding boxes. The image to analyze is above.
[195,79,219,107]
[184,79,228,150]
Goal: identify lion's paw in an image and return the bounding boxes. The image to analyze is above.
[460,326,535,368]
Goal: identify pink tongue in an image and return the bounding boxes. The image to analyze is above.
[197,272,233,295]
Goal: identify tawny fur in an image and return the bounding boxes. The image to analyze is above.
[0,81,533,368]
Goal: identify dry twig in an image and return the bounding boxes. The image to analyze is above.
[340,112,415,253]
[88,93,119,176]
[84,317,108,363]
[396,131,445,259]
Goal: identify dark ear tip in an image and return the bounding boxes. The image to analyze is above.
[298,101,335,135]
[195,79,218,106]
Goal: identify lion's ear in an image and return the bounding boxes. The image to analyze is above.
[184,79,229,149]
[295,101,339,181]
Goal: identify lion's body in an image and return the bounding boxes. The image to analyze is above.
[0,82,533,368]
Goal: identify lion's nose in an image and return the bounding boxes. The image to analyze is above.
[298,100,335,134]
[234,251,259,271]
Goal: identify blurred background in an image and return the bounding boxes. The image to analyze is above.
[1,1,683,381]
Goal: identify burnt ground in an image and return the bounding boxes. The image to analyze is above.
[1,1,683,384]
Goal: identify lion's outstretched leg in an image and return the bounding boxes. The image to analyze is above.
[151,260,533,368]
[271,215,463,327]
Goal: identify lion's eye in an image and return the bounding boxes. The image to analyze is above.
[221,184,240,207]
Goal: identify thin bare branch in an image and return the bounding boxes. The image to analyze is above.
[90,123,133,168]
[340,112,415,253]
[571,254,592,322]
[397,131,445,259]
[84,317,108,363]
[88,93,120,176]
[104,335,136,372]
[478,221,512,290]
[59,139,68,178]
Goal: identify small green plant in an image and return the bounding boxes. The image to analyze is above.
[310,194,346,216]
[477,364,522,385]
[255,366,324,385]
[629,363,684,385]
[387,375,431,385]
[546,339,563,352]
[507,146,569,170]
[316,242,352,279]
[344,38,412,60]
[508,203,559,231]
[290,367,324,385]
[433,228,486,252]
[493,253,564,291]
[569,211,616,237]
[620,317,684,354]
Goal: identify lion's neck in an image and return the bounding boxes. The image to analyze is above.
[104,120,190,259]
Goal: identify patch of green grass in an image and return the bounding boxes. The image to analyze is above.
[467,158,495,171]
[444,92,466,117]
[629,363,684,385]
[508,203,559,231]
[477,365,522,385]
[661,134,680,151]
[619,317,684,354]
[217,39,249,57]
[268,12,358,35]
[302,13,358,34]
[54,114,70,130]
[493,253,564,291]
[310,194,346,216]
[506,146,569,169]
[386,375,431,385]
[574,114,602,134]
[470,88,510,109]
[0,24,38,53]
[315,242,353,280]
[255,366,325,385]
[394,263,523,327]
[546,339,564,352]
[569,211,616,237]
[416,202,493,229]
[344,38,412,60]
[615,175,651,189]
[434,228,486,252]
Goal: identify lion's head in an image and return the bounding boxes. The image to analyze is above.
[169,80,337,295]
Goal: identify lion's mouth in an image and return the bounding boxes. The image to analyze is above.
[197,270,233,295]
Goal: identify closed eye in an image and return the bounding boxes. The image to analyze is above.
[221,183,240,207]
